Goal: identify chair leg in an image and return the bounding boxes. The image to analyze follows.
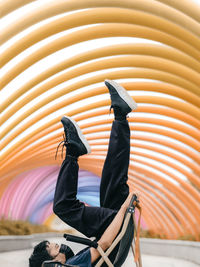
[132,213,143,267]
[131,243,139,267]
[138,239,142,267]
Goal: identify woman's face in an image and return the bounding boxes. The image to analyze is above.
[46,241,60,258]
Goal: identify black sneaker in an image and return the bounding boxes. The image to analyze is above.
[105,79,137,116]
[60,116,91,157]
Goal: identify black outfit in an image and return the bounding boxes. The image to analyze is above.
[53,119,130,241]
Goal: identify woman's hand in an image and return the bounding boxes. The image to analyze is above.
[122,191,140,210]
[53,252,66,264]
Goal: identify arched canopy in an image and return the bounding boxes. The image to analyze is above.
[1,0,199,240]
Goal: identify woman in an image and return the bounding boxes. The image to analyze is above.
[29,79,137,267]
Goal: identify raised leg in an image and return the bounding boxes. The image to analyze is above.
[100,119,130,210]
[54,115,118,240]
[100,79,137,210]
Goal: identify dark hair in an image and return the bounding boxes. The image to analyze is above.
[29,240,53,267]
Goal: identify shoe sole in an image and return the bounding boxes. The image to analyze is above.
[62,116,91,154]
[105,79,137,110]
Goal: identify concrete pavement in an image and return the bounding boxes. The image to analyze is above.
[0,237,199,266]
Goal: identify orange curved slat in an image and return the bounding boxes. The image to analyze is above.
[2,69,199,135]
[2,22,200,90]
[3,132,198,189]
[72,157,200,238]
[2,107,200,172]
[1,104,200,171]
[77,161,175,238]
[79,159,187,238]
[2,87,199,153]
[83,121,200,152]
[3,137,199,229]
[2,7,200,66]
[2,0,200,44]
[18,146,200,231]
[1,129,200,199]
[128,164,200,236]
[2,70,200,143]
[2,133,200,193]
[128,172,185,236]
[3,146,198,240]
[2,42,199,116]
[157,0,200,22]
[0,0,34,18]
[3,149,188,239]
[2,50,200,118]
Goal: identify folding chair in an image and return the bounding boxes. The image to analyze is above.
[43,194,142,267]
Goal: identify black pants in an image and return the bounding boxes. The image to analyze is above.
[53,119,130,240]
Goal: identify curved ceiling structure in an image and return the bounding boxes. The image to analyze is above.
[1,0,200,240]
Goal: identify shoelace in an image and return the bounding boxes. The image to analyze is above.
[55,133,68,160]
[109,105,113,115]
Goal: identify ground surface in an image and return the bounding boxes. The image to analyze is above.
[0,237,199,266]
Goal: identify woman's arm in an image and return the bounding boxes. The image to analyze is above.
[90,192,135,263]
